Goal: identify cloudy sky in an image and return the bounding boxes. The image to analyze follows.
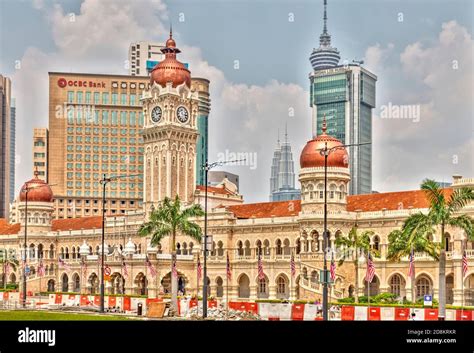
[0,0,472,203]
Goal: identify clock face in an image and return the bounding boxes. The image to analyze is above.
[176,106,189,123]
[151,106,162,123]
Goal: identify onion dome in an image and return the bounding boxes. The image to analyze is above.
[79,240,90,256]
[124,237,136,255]
[300,118,348,168]
[150,27,191,88]
[19,170,53,202]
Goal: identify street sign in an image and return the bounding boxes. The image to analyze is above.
[24,266,30,276]
[319,269,332,284]
[202,235,213,251]
[104,266,111,276]
[423,295,433,307]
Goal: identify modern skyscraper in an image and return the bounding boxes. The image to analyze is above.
[9,99,15,204]
[33,128,48,182]
[0,75,14,218]
[269,129,300,201]
[191,78,211,186]
[47,72,149,219]
[309,0,377,195]
[128,41,165,76]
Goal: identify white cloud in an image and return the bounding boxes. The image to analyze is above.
[12,0,310,203]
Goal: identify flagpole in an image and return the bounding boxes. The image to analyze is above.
[367,249,370,318]
[461,245,465,320]
[410,246,415,318]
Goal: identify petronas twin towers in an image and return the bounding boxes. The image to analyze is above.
[269,130,300,202]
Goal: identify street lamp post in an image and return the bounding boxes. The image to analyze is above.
[318,141,371,321]
[202,158,244,318]
[99,173,140,313]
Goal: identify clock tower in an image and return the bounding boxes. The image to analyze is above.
[141,29,200,211]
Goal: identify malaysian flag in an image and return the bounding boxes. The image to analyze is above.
[172,256,178,278]
[146,256,157,278]
[463,251,469,277]
[408,247,415,277]
[37,260,45,277]
[58,257,70,270]
[290,253,296,278]
[197,254,202,280]
[365,253,375,283]
[257,253,264,280]
[122,258,128,279]
[330,255,336,282]
[226,252,232,280]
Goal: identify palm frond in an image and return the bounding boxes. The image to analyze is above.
[447,187,474,214]
[421,179,445,211]
[448,214,474,240]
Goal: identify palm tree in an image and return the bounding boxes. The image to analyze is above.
[388,179,473,319]
[138,196,204,312]
[335,226,379,303]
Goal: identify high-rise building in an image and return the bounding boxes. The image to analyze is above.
[47,72,149,219]
[33,128,48,181]
[128,41,165,76]
[192,78,211,185]
[269,130,300,201]
[309,0,377,195]
[0,75,14,218]
[9,99,15,204]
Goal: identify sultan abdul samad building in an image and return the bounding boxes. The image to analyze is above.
[1,30,473,307]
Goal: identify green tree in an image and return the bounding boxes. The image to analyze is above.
[388,179,473,319]
[0,250,18,289]
[335,226,379,303]
[138,196,204,312]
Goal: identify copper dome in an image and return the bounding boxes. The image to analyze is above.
[19,172,53,203]
[300,120,349,169]
[150,29,191,88]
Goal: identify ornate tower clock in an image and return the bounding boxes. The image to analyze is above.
[141,30,200,212]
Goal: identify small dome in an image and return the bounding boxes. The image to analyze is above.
[19,172,53,202]
[300,119,349,169]
[79,240,90,256]
[124,237,136,255]
[150,29,191,88]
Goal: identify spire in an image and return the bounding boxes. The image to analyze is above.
[285,123,288,143]
[309,0,340,70]
[323,0,328,34]
[170,23,173,38]
[277,128,280,147]
[322,114,327,134]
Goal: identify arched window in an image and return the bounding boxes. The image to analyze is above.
[263,240,270,256]
[60,247,65,259]
[256,240,262,256]
[445,234,451,252]
[176,243,181,255]
[372,236,380,252]
[216,277,224,297]
[244,241,251,256]
[49,244,54,259]
[276,276,288,298]
[329,184,336,199]
[389,274,403,297]
[311,270,318,283]
[317,183,324,199]
[237,241,243,256]
[339,185,345,200]
[72,247,76,259]
[416,276,432,299]
[283,239,290,255]
[296,238,301,254]
[217,241,224,256]
[38,244,44,259]
[182,242,188,255]
[258,277,268,298]
[189,242,194,255]
[238,274,250,298]
[29,244,35,259]
[276,239,282,255]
